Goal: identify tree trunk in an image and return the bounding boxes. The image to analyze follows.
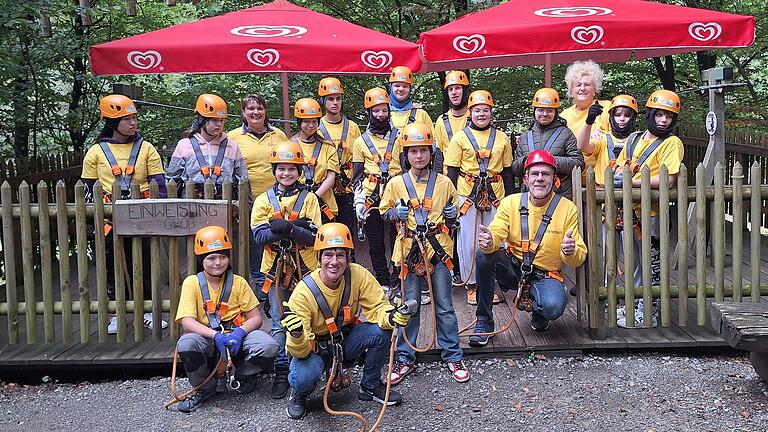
[68,3,87,153]
[652,56,676,91]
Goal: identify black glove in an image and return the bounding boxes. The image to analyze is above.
[270,218,294,235]
[293,217,313,231]
[585,101,604,126]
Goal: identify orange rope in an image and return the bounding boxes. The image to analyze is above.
[164,346,224,409]
[400,227,437,353]
[322,352,368,432]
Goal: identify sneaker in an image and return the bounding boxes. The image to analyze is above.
[234,378,255,394]
[177,387,215,413]
[492,291,503,305]
[616,304,627,319]
[448,360,470,383]
[452,272,464,287]
[420,289,431,305]
[388,362,416,386]
[530,313,550,332]
[381,285,391,298]
[108,316,118,335]
[286,388,307,419]
[617,307,658,328]
[272,368,289,399]
[466,284,477,305]
[468,319,494,347]
[358,381,402,406]
[569,285,577,296]
[143,313,168,330]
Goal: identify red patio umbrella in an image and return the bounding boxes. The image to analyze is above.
[89,0,422,132]
[418,0,755,84]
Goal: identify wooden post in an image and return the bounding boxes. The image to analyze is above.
[640,167,652,326]
[38,182,55,343]
[571,166,587,325]
[695,165,707,326]
[585,169,601,329]
[750,163,761,303]
[1,182,19,344]
[186,182,196,278]
[238,180,249,280]
[74,182,90,342]
[55,181,72,342]
[93,183,108,342]
[113,183,127,343]
[130,184,144,342]
[677,165,689,326]
[622,165,635,327]
[658,166,670,327]
[604,167,617,328]
[732,163,744,303]
[126,0,137,16]
[281,72,291,137]
[78,0,92,26]
[19,182,37,344]
[168,181,180,341]
[713,163,725,302]
[150,181,162,341]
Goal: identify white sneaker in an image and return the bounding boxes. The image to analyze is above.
[143,312,168,330]
[617,307,658,328]
[420,290,431,305]
[616,305,627,319]
[108,316,118,335]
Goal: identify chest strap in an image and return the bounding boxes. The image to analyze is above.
[98,137,144,192]
[190,136,228,184]
[361,129,398,176]
[625,132,665,174]
[303,269,354,341]
[319,118,350,168]
[197,270,239,330]
[267,187,308,222]
[526,126,565,153]
[463,126,497,175]
[401,170,438,229]
[519,192,562,276]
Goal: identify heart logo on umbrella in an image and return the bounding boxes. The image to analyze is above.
[688,22,722,42]
[127,50,162,70]
[452,34,485,55]
[534,6,612,17]
[360,50,393,69]
[247,48,280,67]
[230,25,307,38]
[570,26,604,45]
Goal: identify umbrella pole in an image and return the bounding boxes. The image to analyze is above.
[544,53,552,88]
[281,72,291,138]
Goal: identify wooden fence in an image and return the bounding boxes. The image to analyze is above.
[575,162,767,333]
[0,179,250,345]
[0,152,83,204]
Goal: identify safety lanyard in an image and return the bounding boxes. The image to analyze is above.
[99,137,144,192]
[197,270,234,330]
[625,132,665,173]
[293,136,324,187]
[526,126,565,153]
[267,187,308,222]
[464,126,497,175]
[520,192,562,273]
[401,170,437,229]
[361,129,398,176]
[190,136,228,183]
[319,118,350,166]
[302,269,353,340]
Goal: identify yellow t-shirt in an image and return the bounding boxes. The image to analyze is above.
[560,100,611,138]
[379,171,456,266]
[319,117,362,183]
[286,264,393,359]
[434,111,470,156]
[351,131,403,197]
[444,127,513,198]
[250,189,322,272]
[390,107,434,133]
[175,272,258,325]
[481,193,587,272]
[294,137,340,215]
[585,132,631,186]
[227,126,289,198]
[81,139,164,194]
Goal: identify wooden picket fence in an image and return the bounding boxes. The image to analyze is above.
[0,179,250,345]
[575,162,768,332]
[0,152,83,203]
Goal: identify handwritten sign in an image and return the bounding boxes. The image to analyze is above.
[113,199,230,236]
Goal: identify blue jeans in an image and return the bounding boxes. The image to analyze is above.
[288,323,392,395]
[249,234,265,288]
[269,284,292,369]
[396,262,462,364]
[475,250,567,323]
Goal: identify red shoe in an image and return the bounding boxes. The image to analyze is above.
[388,362,415,386]
[448,360,470,383]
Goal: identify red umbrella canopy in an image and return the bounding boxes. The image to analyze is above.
[418,0,755,71]
[90,0,421,75]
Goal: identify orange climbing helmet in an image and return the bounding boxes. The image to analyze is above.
[389,66,414,84]
[294,98,322,118]
[400,123,434,148]
[364,87,390,109]
[270,141,305,165]
[195,94,228,119]
[318,77,344,96]
[314,223,354,251]
[100,95,137,119]
[610,94,639,113]
[467,90,494,109]
[646,89,680,114]
[532,88,561,109]
[194,226,232,256]
[444,71,470,88]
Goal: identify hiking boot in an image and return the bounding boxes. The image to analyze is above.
[468,319,494,347]
[286,388,307,419]
[466,284,477,305]
[388,362,416,386]
[452,271,464,288]
[234,377,256,394]
[358,381,402,405]
[530,313,550,332]
[143,313,168,330]
[177,387,215,413]
[272,367,289,399]
[448,360,470,383]
[108,316,119,335]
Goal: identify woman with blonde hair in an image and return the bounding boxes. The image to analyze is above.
[560,60,611,138]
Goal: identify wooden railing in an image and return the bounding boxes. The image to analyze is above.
[0,152,84,204]
[0,179,250,345]
[574,162,767,333]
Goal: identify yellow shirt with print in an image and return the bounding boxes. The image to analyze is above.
[560,100,611,137]
[81,140,164,194]
[434,111,470,158]
[227,126,289,198]
[320,117,362,184]
[351,131,403,197]
[444,127,512,198]
[585,132,631,186]
[390,107,434,133]
[481,193,587,272]
[250,189,322,273]
[175,273,258,325]
[294,137,340,215]
[285,264,393,359]
[379,172,456,266]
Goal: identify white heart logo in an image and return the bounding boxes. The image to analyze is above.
[534,6,612,17]
[230,25,307,38]
[570,25,604,45]
[688,22,722,42]
[246,48,280,67]
[452,34,485,55]
[127,50,162,70]
[360,50,393,69]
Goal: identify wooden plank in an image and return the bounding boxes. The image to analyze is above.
[37,182,55,343]
[91,339,165,364]
[1,182,20,344]
[112,199,230,236]
[750,163,761,302]
[0,342,78,366]
[74,182,90,342]
[695,164,707,326]
[93,183,108,342]
[19,182,37,344]
[55,181,72,343]
[709,302,768,351]
[732,163,744,302]
[658,165,671,327]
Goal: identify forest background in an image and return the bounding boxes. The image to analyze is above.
[0,0,765,159]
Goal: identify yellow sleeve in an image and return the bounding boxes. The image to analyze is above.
[354,265,394,330]
[658,136,684,175]
[145,142,165,176]
[285,287,315,359]
[444,132,464,168]
[303,193,323,226]
[175,275,201,323]
[389,137,403,176]
[501,133,513,167]
[379,176,399,214]
[326,143,340,173]
[560,204,587,268]
[250,192,273,228]
[483,196,513,253]
[352,137,365,163]
[81,146,100,179]
[234,276,259,312]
